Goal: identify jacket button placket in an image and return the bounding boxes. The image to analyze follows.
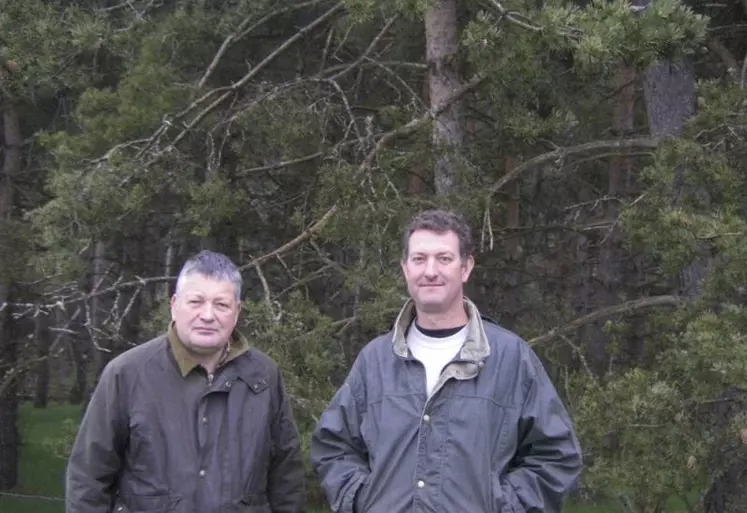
[414,407,431,509]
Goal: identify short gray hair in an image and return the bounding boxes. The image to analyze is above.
[175,250,243,301]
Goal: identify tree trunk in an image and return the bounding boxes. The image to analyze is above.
[425,0,464,196]
[33,312,52,408]
[642,58,706,298]
[67,335,88,405]
[505,157,521,262]
[0,105,21,489]
[90,241,110,377]
[160,237,175,301]
[591,64,636,371]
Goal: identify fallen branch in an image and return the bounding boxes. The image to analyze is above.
[529,295,681,346]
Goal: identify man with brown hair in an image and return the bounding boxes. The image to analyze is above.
[311,209,582,513]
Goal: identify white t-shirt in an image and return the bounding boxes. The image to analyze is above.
[407,324,467,396]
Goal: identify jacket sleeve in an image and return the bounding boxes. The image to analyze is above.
[268,370,306,513]
[501,349,583,513]
[65,362,128,513]
[310,357,370,513]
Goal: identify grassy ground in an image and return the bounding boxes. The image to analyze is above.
[0,403,78,513]
[0,403,693,513]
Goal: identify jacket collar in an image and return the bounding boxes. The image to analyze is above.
[167,322,250,377]
[391,297,491,363]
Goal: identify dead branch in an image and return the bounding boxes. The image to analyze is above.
[706,36,740,75]
[360,74,486,172]
[241,151,324,174]
[253,262,280,324]
[529,295,681,346]
[486,137,660,198]
[238,204,338,271]
[1,207,337,315]
[329,15,399,81]
[169,1,344,149]
[198,0,328,88]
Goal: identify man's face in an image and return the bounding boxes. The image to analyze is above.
[171,273,240,355]
[401,229,474,315]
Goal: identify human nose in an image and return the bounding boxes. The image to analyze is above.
[199,303,216,321]
[424,257,438,277]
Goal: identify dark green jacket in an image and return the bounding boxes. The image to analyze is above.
[65,327,305,513]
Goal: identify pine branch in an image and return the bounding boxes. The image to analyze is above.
[360,74,486,172]
[169,1,345,149]
[528,295,681,346]
[1,206,338,314]
[486,137,660,198]
[329,15,399,81]
[198,0,329,88]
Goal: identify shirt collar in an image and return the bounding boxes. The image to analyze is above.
[167,322,249,377]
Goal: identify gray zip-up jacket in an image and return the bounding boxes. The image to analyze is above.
[311,299,582,513]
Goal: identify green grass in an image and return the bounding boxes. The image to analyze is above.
[0,403,80,513]
[0,403,697,513]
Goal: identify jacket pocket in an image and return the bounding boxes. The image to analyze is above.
[490,473,508,513]
[116,494,180,513]
[239,492,271,513]
[353,474,369,513]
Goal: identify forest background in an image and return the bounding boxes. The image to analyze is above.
[2,0,747,511]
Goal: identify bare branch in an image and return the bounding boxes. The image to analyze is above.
[238,204,338,271]
[198,0,328,88]
[529,295,681,346]
[360,74,486,172]
[706,36,740,75]
[253,263,280,324]
[329,15,399,81]
[240,152,324,174]
[169,1,344,149]
[486,137,660,198]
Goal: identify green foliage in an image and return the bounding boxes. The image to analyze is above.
[572,0,707,70]
[575,305,747,510]
[0,220,32,282]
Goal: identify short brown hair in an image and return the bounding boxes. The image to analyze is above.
[402,209,473,261]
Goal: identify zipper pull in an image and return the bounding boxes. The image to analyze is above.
[207,373,214,385]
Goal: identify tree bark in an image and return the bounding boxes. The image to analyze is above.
[89,241,110,377]
[425,0,464,196]
[67,334,88,405]
[0,105,21,490]
[505,157,521,261]
[591,64,636,371]
[642,58,707,298]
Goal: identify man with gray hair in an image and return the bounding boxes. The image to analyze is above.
[66,250,306,513]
